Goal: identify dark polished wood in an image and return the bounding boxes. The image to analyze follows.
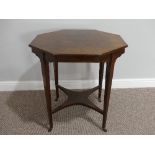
[102,55,116,132]
[40,53,53,131]
[53,61,59,101]
[98,62,104,102]
[29,29,128,132]
[52,85,103,114]
[29,30,127,62]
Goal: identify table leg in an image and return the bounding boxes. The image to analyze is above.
[53,61,59,101]
[40,54,53,132]
[98,62,104,102]
[102,55,116,132]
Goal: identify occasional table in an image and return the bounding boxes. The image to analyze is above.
[29,30,128,132]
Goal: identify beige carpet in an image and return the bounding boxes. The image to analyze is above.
[0,88,155,135]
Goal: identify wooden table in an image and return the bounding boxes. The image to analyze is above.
[29,30,128,132]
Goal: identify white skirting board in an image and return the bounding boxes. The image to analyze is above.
[0,79,155,91]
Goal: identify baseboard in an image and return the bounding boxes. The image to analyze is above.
[0,79,155,91]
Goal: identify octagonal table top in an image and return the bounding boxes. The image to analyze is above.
[29,29,128,57]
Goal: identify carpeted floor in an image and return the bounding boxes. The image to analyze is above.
[0,88,155,135]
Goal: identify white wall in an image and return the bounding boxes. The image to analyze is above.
[0,20,155,89]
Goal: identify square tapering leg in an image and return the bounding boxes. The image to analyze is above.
[98,62,104,102]
[53,61,59,101]
[40,54,53,132]
[102,55,116,132]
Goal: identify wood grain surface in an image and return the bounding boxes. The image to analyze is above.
[29,30,128,56]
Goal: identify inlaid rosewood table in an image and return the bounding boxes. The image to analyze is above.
[29,30,128,132]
